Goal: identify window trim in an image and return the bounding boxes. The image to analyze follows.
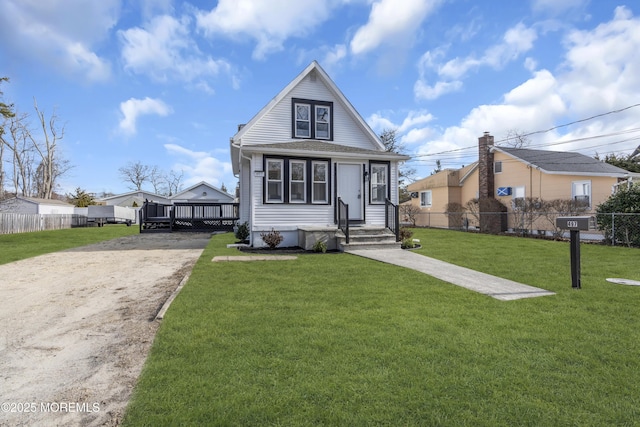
[494,161,503,174]
[266,159,284,203]
[572,180,592,209]
[291,98,333,141]
[369,161,390,205]
[289,160,307,203]
[512,185,526,210]
[294,103,311,138]
[315,105,331,140]
[263,156,331,205]
[420,190,432,207]
[312,160,329,204]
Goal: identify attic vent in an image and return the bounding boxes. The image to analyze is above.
[309,70,317,82]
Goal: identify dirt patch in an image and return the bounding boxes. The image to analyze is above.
[0,232,211,427]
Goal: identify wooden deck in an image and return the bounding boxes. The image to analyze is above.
[139,201,239,233]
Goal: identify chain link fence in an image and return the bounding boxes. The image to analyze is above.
[401,210,640,247]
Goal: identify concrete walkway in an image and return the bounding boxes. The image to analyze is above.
[346,248,555,301]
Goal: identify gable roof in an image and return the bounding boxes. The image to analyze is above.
[231,61,391,173]
[494,146,633,177]
[100,189,167,201]
[170,181,234,200]
[233,61,383,148]
[14,196,73,206]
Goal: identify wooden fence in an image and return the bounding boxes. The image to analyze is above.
[0,213,88,235]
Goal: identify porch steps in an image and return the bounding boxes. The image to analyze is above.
[336,226,401,251]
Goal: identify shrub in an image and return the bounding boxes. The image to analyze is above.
[260,228,283,249]
[401,238,415,249]
[596,185,640,247]
[399,227,413,241]
[312,240,327,253]
[235,222,250,242]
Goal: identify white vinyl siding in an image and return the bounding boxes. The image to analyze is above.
[240,75,379,151]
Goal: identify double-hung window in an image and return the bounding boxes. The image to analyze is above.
[290,160,306,203]
[294,103,311,138]
[312,161,328,203]
[265,157,330,204]
[266,159,284,202]
[573,180,591,208]
[420,190,432,207]
[370,162,389,204]
[494,161,503,174]
[512,186,525,210]
[315,105,330,139]
[292,99,332,140]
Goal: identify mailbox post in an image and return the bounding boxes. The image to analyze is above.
[556,216,591,289]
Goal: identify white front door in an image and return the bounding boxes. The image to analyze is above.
[337,163,363,221]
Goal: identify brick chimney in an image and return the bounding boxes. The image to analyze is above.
[477,132,507,233]
[478,131,494,199]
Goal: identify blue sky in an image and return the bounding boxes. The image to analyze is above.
[1,0,639,196]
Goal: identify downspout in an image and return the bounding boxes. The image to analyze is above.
[232,139,255,247]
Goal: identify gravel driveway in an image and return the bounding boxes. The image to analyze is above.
[0,232,211,426]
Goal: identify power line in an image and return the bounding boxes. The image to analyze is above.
[408,103,640,161]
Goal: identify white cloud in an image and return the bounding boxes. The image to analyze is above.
[322,44,348,71]
[0,0,117,82]
[412,7,640,169]
[119,14,233,85]
[164,143,233,188]
[415,22,537,100]
[196,0,334,60]
[119,97,172,136]
[559,6,640,117]
[350,0,441,55]
[414,79,463,100]
[367,110,435,147]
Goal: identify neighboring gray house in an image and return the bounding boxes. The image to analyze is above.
[170,181,234,203]
[0,196,75,215]
[99,190,171,207]
[230,61,408,248]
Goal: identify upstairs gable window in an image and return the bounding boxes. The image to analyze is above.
[294,104,310,138]
[292,98,333,140]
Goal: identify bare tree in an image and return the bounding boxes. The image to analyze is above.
[501,129,531,148]
[3,112,35,196]
[400,203,421,226]
[119,161,152,191]
[27,99,67,199]
[540,199,590,239]
[379,128,416,202]
[149,166,164,194]
[165,169,184,196]
[0,77,15,199]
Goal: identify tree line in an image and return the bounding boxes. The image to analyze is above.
[0,77,70,200]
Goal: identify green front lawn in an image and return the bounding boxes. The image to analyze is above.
[124,229,640,426]
[0,225,138,264]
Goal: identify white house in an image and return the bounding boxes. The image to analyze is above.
[0,196,75,215]
[170,181,234,203]
[230,61,408,248]
[99,190,171,207]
